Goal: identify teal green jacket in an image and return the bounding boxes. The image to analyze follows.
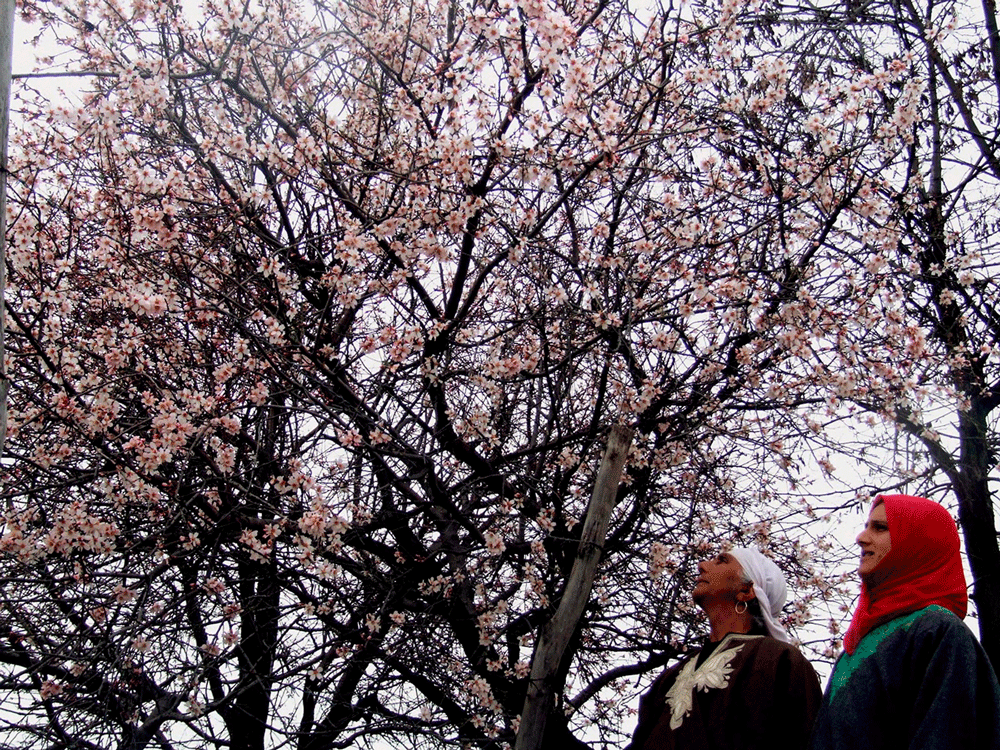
[811,606,1000,750]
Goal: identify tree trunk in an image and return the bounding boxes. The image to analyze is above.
[953,400,1000,671]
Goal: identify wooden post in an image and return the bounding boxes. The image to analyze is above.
[514,424,634,750]
[0,0,13,460]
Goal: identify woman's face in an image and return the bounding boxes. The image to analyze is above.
[693,552,750,605]
[857,502,892,577]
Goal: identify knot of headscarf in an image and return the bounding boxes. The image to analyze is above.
[843,494,968,654]
[729,547,791,643]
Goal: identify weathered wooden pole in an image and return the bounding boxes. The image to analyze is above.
[514,424,634,750]
[0,0,13,460]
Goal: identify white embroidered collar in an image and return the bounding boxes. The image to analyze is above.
[664,633,762,730]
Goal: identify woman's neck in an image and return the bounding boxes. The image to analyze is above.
[704,603,754,642]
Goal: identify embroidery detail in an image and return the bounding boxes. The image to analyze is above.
[665,638,747,730]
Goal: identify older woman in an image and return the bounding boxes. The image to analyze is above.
[810,494,1000,749]
[629,546,821,750]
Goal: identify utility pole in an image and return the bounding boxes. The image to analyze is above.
[515,424,634,750]
[0,0,13,460]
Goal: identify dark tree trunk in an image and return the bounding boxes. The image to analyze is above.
[952,399,1000,671]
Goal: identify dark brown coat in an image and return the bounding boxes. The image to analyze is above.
[630,634,821,750]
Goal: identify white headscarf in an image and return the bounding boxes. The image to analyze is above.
[728,547,791,643]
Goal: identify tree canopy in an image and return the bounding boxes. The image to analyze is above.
[3,0,999,747]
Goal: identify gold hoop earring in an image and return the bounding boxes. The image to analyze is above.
[735,600,748,615]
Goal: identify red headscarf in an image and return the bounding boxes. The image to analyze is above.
[843,494,968,654]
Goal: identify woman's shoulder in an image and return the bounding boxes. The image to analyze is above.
[734,634,815,667]
[744,633,808,652]
[900,605,974,642]
[903,605,990,659]
[913,604,966,626]
[862,604,964,648]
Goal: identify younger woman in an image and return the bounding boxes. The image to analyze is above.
[810,494,1000,749]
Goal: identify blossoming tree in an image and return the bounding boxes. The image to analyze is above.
[0,0,954,746]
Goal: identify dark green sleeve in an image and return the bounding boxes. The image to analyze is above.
[906,616,1000,750]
